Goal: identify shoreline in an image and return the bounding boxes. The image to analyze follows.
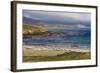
[23,45,91,62]
[23,45,90,52]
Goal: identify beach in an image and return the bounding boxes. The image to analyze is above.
[23,45,90,56]
[23,45,91,62]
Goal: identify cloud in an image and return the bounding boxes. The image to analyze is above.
[23,10,91,25]
[41,23,89,30]
[77,24,89,29]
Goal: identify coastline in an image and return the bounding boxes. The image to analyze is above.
[23,45,91,62]
[23,45,90,56]
[23,45,90,51]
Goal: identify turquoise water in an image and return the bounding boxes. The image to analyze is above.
[23,29,91,49]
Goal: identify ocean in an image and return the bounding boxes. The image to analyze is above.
[23,29,91,49]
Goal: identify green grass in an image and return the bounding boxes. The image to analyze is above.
[23,24,47,34]
[23,52,91,62]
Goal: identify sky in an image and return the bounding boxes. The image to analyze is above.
[23,10,91,30]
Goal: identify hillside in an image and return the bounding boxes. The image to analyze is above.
[23,24,48,34]
[23,24,64,38]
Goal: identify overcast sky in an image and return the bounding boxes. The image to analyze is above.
[23,10,91,30]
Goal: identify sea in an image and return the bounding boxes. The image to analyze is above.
[23,29,91,49]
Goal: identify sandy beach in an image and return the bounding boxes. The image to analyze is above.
[23,45,90,57]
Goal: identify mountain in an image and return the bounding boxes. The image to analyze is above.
[23,16,90,25]
[23,24,48,34]
[23,16,41,24]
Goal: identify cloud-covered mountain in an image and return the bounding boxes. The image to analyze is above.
[23,10,91,31]
[23,10,91,24]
